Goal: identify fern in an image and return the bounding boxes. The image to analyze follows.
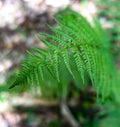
[9,8,119,102]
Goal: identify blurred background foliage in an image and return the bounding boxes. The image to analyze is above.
[0,0,120,127]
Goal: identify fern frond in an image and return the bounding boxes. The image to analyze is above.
[9,8,119,101]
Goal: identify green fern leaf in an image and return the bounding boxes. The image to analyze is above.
[73,46,85,83]
[9,8,120,102]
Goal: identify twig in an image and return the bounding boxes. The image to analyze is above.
[61,91,80,127]
[61,102,80,127]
